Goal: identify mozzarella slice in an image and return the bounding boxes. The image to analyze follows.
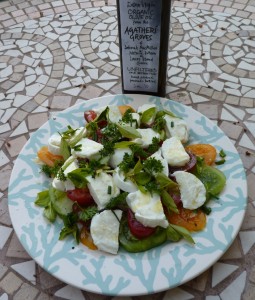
[173,171,206,209]
[113,167,138,193]
[164,115,189,143]
[87,172,120,209]
[161,137,190,167]
[109,148,132,169]
[126,190,169,228]
[91,210,123,254]
[71,138,103,160]
[48,133,62,155]
[150,150,169,176]
[133,128,160,148]
[52,160,79,191]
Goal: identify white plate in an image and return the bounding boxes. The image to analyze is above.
[8,94,247,296]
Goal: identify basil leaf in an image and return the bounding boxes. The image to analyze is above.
[140,107,157,124]
[170,224,195,244]
[161,190,179,214]
[117,124,142,139]
[43,201,57,222]
[35,190,50,207]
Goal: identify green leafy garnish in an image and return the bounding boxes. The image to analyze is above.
[170,224,195,244]
[161,190,179,214]
[61,125,78,139]
[56,168,67,181]
[60,138,70,160]
[140,107,157,124]
[117,124,142,139]
[143,157,163,174]
[59,212,79,243]
[41,160,64,178]
[72,144,82,152]
[119,153,136,174]
[79,205,98,222]
[105,192,128,209]
[67,168,91,188]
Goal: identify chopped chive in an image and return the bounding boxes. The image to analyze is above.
[201,205,212,215]
[171,121,174,128]
[107,185,112,195]
[219,149,226,158]
[215,158,225,165]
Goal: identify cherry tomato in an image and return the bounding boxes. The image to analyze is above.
[185,144,217,165]
[37,146,63,167]
[84,110,97,123]
[127,209,156,239]
[168,151,197,174]
[67,188,95,206]
[167,206,206,232]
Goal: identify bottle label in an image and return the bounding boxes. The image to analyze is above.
[119,0,162,93]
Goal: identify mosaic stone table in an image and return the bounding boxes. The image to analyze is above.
[0,0,255,299]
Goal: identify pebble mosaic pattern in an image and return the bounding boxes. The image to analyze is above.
[0,0,255,299]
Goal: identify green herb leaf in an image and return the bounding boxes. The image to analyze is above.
[161,190,179,214]
[156,173,178,189]
[117,124,142,139]
[61,125,78,139]
[143,157,163,174]
[35,190,50,207]
[72,144,82,151]
[67,168,91,188]
[170,224,195,244]
[79,205,98,222]
[105,192,128,209]
[114,141,137,149]
[140,107,157,124]
[134,172,151,185]
[60,138,70,160]
[166,225,182,242]
[43,201,57,222]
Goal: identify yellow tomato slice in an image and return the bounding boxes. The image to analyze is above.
[37,146,63,167]
[185,144,217,166]
[118,105,135,115]
[167,206,206,232]
[80,226,97,251]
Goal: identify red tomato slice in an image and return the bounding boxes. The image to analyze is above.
[168,151,197,174]
[67,188,95,206]
[127,209,156,239]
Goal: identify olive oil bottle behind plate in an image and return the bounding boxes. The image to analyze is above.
[117,0,171,97]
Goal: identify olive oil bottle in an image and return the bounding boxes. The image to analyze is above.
[117,0,171,97]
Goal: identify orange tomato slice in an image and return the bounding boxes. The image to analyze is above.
[167,206,206,232]
[118,105,135,115]
[80,226,97,250]
[185,144,217,166]
[37,146,63,167]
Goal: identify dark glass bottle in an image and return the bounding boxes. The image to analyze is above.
[117,0,171,97]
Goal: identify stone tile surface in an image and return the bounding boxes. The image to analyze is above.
[0,0,254,299]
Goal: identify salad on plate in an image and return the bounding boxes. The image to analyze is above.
[34,104,226,254]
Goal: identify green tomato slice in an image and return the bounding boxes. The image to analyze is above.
[194,163,226,199]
